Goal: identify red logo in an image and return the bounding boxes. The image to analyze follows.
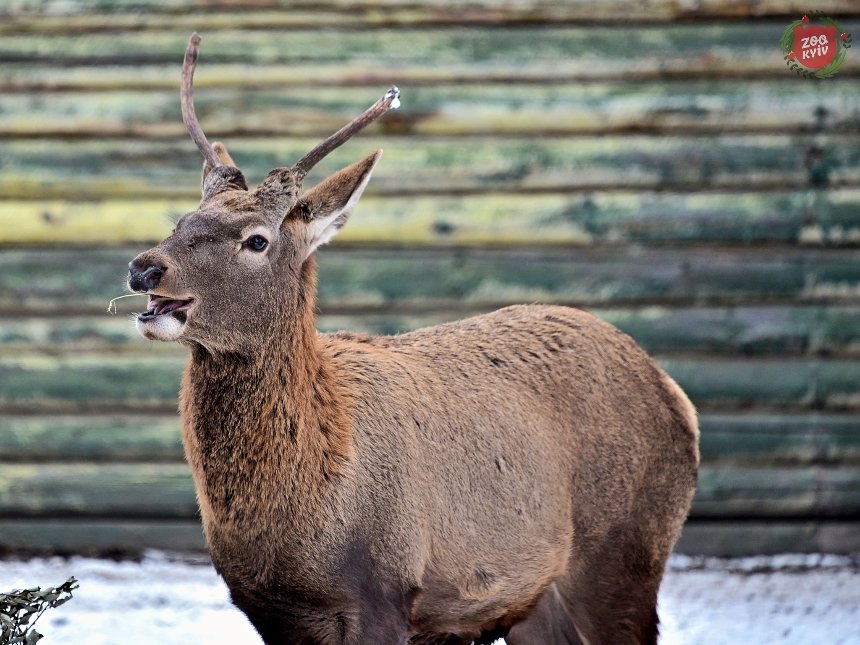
[792,23,837,69]
[781,13,852,78]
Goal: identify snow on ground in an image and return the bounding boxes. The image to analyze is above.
[1,552,859,644]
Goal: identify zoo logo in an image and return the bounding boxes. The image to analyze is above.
[781,13,852,79]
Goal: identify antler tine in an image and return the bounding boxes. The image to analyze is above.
[294,86,401,177]
[181,33,222,170]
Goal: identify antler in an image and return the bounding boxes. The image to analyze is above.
[293,86,401,177]
[181,33,222,170]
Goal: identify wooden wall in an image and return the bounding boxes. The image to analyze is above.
[1,0,859,556]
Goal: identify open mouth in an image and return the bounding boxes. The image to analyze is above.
[138,295,195,323]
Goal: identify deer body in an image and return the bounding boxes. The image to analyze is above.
[127,34,698,645]
[182,284,697,644]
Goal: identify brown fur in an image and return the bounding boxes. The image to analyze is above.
[127,74,699,644]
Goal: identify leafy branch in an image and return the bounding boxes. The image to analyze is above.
[0,577,78,645]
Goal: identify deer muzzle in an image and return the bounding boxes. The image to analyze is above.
[128,261,166,293]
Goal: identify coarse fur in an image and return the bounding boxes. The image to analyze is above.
[127,38,699,645]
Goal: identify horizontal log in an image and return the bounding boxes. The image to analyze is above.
[0,518,205,555]
[4,189,860,245]
[660,358,860,411]
[675,519,860,556]
[2,247,859,317]
[1,23,857,85]
[2,517,859,557]
[2,3,859,34]
[2,135,859,200]
[693,466,860,518]
[0,463,196,518]
[2,80,859,139]
[4,305,860,358]
[0,415,183,462]
[699,413,860,465]
[0,24,857,68]
[0,462,857,519]
[2,1,858,28]
[3,412,858,465]
[1,354,858,413]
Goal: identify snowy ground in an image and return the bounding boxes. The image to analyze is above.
[1,552,859,644]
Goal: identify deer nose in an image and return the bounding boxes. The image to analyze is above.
[128,261,166,293]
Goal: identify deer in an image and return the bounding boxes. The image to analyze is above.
[125,33,699,645]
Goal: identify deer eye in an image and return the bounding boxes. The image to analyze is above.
[245,235,269,252]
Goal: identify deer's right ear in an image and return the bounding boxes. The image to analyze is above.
[201,141,248,199]
[287,150,382,258]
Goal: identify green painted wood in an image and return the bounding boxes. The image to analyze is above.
[1,463,857,519]
[2,247,859,317]
[3,412,858,465]
[1,23,857,84]
[4,306,860,358]
[699,414,860,465]
[0,416,183,462]
[693,466,860,518]
[0,23,857,69]
[1,354,858,413]
[0,519,205,555]
[3,518,859,557]
[4,189,859,245]
[2,81,858,139]
[0,355,184,413]
[2,0,858,25]
[0,463,196,517]
[675,520,860,556]
[660,358,860,411]
[2,2,858,34]
[2,135,859,200]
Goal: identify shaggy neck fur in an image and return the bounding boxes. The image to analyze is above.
[179,258,354,545]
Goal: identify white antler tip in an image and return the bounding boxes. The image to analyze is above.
[385,86,401,109]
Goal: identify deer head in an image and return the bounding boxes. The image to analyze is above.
[128,33,399,353]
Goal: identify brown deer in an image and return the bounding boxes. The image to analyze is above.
[126,33,699,645]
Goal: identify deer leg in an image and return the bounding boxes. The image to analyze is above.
[556,526,665,645]
[505,582,585,645]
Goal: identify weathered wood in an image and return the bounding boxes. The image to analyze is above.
[0,23,857,68]
[661,358,860,411]
[1,354,858,413]
[693,466,860,517]
[4,306,860,358]
[2,135,859,200]
[1,463,857,519]
[0,463,196,517]
[2,247,860,317]
[2,1,858,27]
[0,519,205,555]
[2,80,858,139]
[675,520,860,556]
[1,23,857,85]
[3,412,858,465]
[2,518,859,557]
[700,413,860,465]
[0,415,182,462]
[4,189,859,245]
[0,0,858,554]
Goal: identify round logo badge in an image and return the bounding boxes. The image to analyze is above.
[781,13,852,78]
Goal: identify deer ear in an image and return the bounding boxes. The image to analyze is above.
[288,150,382,257]
[201,141,247,199]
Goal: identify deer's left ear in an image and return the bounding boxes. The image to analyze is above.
[288,149,382,258]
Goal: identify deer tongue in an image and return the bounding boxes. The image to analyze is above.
[148,295,194,316]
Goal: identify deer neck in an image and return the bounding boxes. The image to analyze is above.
[180,257,354,537]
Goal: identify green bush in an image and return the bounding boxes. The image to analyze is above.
[0,577,78,645]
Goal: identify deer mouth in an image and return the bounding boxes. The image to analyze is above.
[138,295,195,323]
